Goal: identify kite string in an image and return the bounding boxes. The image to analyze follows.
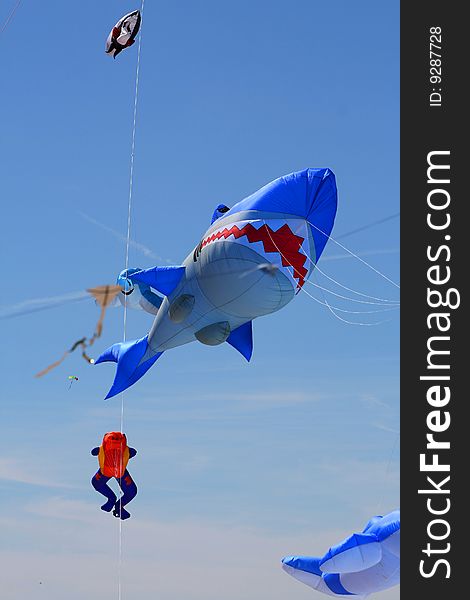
[303,274,394,326]
[119,3,145,600]
[307,220,400,290]
[125,1,145,289]
[304,278,399,306]
[308,260,399,305]
[260,220,394,326]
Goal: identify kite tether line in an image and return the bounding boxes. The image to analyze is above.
[118,2,145,599]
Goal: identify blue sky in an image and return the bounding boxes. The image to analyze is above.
[0,1,399,598]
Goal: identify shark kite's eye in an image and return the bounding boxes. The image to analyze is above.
[121,283,134,295]
[118,277,134,295]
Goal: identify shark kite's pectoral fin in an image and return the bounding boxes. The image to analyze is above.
[226,321,253,361]
[95,336,163,399]
[129,266,185,296]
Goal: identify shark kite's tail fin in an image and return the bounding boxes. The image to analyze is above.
[95,336,163,399]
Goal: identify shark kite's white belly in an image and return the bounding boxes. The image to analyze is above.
[147,218,311,351]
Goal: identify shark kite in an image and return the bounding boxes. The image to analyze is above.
[96,168,338,398]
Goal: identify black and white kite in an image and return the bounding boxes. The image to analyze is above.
[105,10,141,59]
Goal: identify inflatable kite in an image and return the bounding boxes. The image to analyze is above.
[96,168,338,398]
[105,10,141,59]
[282,510,400,597]
[91,432,138,520]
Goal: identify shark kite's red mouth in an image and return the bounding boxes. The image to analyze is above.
[201,223,309,289]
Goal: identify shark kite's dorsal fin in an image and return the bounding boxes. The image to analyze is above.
[129,266,185,297]
[226,321,253,361]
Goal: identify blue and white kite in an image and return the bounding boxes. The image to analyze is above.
[96,168,337,398]
[282,510,400,597]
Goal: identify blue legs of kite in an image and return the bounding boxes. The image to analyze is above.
[91,469,137,519]
[112,470,138,520]
[92,470,117,512]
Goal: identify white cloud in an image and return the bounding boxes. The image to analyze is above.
[0,290,90,319]
[0,458,78,490]
[78,211,174,264]
[359,393,392,410]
